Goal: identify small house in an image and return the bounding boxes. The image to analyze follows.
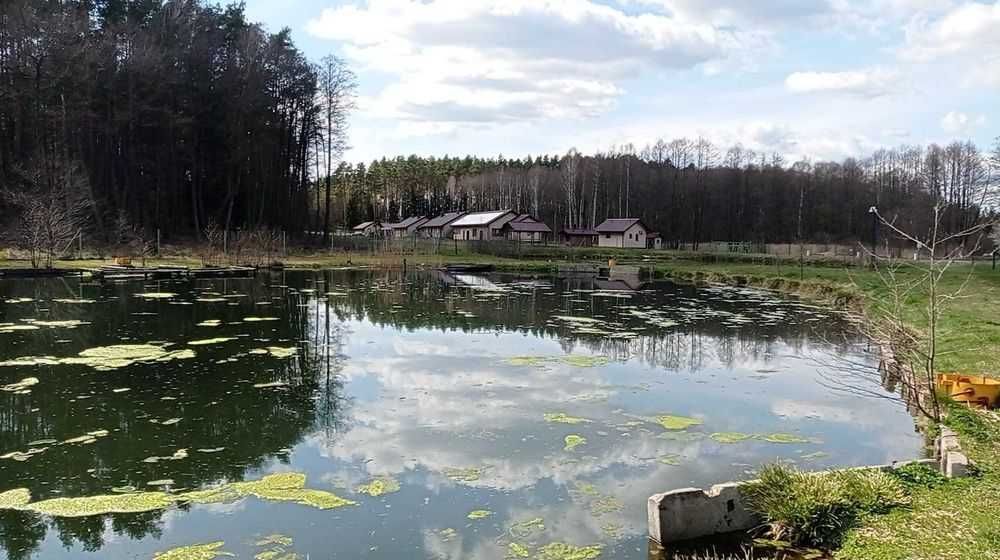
[595,218,651,249]
[501,215,552,243]
[646,232,662,249]
[560,228,599,247]
[450,210,518,241]
[418,212,466,239]
[382,216,428,238]
[352,221,381,236]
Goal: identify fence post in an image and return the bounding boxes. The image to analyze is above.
[156,228,161,256]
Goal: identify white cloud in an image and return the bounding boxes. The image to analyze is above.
[901,1,1000,61]
[307,0,767,127]
[941,111,987,134]
[785,68,899,97]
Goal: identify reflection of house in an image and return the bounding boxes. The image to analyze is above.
[561,228,598,247]
[501,215,552,243]
[352,221,381,236]
[595,218,651,248]
[382,216,428,238]
[418,212,465,239]
[450,210,518,241]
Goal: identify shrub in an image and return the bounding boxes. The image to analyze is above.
[741,464,910,549]
[890,462,948,490]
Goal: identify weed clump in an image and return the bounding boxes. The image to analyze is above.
[741,464,910,549]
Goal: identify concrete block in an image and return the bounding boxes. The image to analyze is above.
[648,482,759,544]
[945,451,971,478]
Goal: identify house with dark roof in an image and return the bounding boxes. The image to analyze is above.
[501,215,552,243]
[352,220,381,236]
[449,210,518,241]
[382,216,428,238]
[595,218,652,248]
[417,212,466,239]
[560,228,599,247]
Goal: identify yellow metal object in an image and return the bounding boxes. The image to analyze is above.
[936,373,1000,409]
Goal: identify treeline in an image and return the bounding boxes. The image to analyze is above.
[327,139,998,245]
[0,0,345,243]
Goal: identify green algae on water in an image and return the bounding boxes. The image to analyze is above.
[153,541,233,560]
[711,432,754,444]
[188,337,237,346]
[657,454,681,466]
[442,466,486,483]
[509,517,545,538]
[0,488,31,508]
[560,355,610,368]
[467,509,493,520]
[654,414,702,430]
[24,491,176,517]
[564,435,586,452]
[544,413,591,425]
[255,535,293,547]
[537,542,604,560]
[761,433,813,444]
[507,543,531,558]
[1,377,39,392]
[181,472,356,511]
[356,477,401,497]
[135,292,177,299]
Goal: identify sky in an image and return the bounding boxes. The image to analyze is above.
[242,0,1000,163]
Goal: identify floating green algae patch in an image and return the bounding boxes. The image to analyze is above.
[0,324,39,332]
[23,319,90,328]
[589,496,623,516]
[153,541,233,560]
[761,433,813,444]
[656,431,704,442]
[509,517,545,538]
[135,292,177,299]
[564,435,586,452]
[53,298,96,304]
[711,432,754,444]
[507,542,531,558]
[244,317,280,322]
[188,337,237,346]
[255,535,293,547]
[654,414,703,430]
[23,491,176,518]
[657,454,681,466]
[180,472,357,511]
[1,377,39,393]
[507,355,610,368]
[249,347,298,359]
[537,542,604,560]
[442,466,486,483]
[0,344,198,371]
[467,509,493,520]
[0,488,31,508]
[197,320,222,327]
[356,477,401,497]
[544,413,591,425]
[560,355,610,368]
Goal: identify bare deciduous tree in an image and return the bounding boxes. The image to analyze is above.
[4,160,90,269]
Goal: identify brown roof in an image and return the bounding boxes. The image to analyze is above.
[595,218,647,233]
[419,212,465,229]
[504,220,552,233]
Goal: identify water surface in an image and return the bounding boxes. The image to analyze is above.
[0,270,921,559]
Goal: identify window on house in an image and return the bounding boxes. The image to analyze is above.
[605,234,611,239]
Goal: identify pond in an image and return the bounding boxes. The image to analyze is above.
[0,270,922,559]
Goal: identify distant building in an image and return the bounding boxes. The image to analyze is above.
[646,231,662,249]
[352,221,381,236]
[450,210,518,241]
[560,228,599,247]
[595,218,651,248]
[501,215,552,243]
[418,212,466,239]
[382,216,428,238]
